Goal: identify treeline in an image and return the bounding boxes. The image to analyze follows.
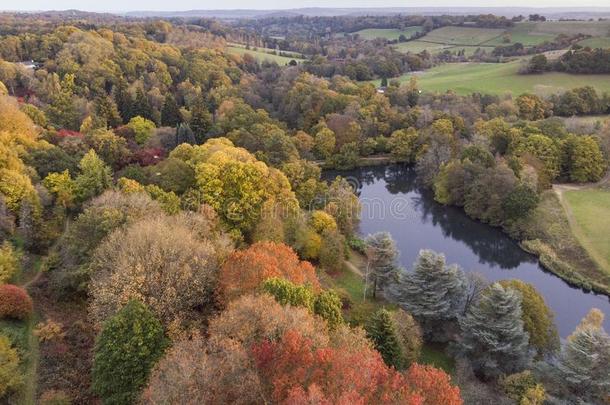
[524,46,610,74]
[491,34,586,57]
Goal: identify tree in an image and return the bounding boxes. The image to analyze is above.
[127,116,156,145]
[220,241,319,301]
[43,170,76,209]
[160,93,181,127]
[0,284,33,320]
[92,300,168,405]
[262,277,315,311]
[389,128,418,163]
[0,334,21,397]
[309,210,337,234]
[89,214,224,327]
[313,126,336,160]
[0,241,19,283]
[366,308,405,369]
[189,99,212,143]
[546,308,610,403]
[404,363,463,405]
[516,94,547,121]
[175,122,195,145]
[515,134,561,180]
[318,229,345,272]
[391,309,423,367]
[391,250,466,340]
[74,150,112,203]
[527,54,548,73]
[131,88,154,122]
[563,135,607,183]
[458,283,531,379]
[498,280,559,358]
[324,176,361,236]
[313,290,344,329]
[365,232,400,298]
[502,183,539,221]
[84,129,130,169]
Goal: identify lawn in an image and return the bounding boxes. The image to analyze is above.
[373,61,610,96]
[226,45,304,65]
[563,189,610,275]
[353,27,423,41]
[422,26,505,46]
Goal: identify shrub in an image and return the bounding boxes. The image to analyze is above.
[0,334,22,397]
[0,284,33,319]
[92,300,167,404]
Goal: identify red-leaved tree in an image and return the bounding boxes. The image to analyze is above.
[0,284,33,319]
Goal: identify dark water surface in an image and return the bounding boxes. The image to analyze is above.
[325,164,610,337]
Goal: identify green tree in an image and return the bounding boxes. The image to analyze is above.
[131,88,154,122]
[458,283,531,379]
[313,290,344,329]
[365,232,400,298]
[499,280,559,358]
[127,116,156,145]
[313,127,336,160]
[0,241,19,283]
[262,277,315,311]
[75,150,112,203]
[161,93,181,127]
[391,309,423,368]
[0,334,22,397]
[175,123,196,145]
[92,300,168,405]
[318,229,345,273]
[43,170,76,209]
[389,128,418,163]
[563,135,607,183]
[391,250,466,341]
[189,98,212,144]
[502,183,539,221]
[366,308,405,369]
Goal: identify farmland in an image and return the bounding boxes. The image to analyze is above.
[374,60,610,96]
[226,44,304,64]
[351,26,423,40]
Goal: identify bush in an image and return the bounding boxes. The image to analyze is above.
[0,334,22,397]
[0,241,19,283]
[92,300,167,404]
[0,284,33,320]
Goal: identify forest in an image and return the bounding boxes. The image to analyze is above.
[0,10,609,405]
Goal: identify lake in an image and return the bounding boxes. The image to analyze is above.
[326,164,610,337]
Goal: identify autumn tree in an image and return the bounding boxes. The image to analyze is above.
[0,334,21,397]
[392,309,423,367]
[89,214,225,327]
[0,241,19,283]
[220,241,319,301]
[92,300,168,405]
[74,150,112,203]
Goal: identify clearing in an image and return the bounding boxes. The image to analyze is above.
[352,27,423,41]
[226,44,304,64]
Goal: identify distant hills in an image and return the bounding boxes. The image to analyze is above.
[124,7,610,20]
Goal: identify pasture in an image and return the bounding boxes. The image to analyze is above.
[373,61,610,96]
[352,26,423,40]
[226,45,303,64]
[563,189,610,275]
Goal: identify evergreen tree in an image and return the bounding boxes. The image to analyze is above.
[365,232,400,298]
[366,308,405,369]
[131,88,154,122]
[175,123,196,145]
[113,79,133,122]
[458,283,531,379]
[161,94,181,127]
[550,309,610,402]
[94,96,122,128]
[190,98,212,144]
[390,249,466,340]
[92,300,168,405]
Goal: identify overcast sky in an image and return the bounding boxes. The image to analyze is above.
[6,1,610,12]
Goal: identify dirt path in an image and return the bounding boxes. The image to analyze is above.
[344,259,364,277]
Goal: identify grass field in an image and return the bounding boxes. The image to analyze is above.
[374,60,610,96]
[563,189,610,275]
[226,45,304,64]
[353,27,423,41]
[423,26,505,46]
[577,36,610,49]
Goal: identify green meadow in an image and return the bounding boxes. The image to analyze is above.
[226,45,304,64]
[352,26,423,40]
[374,61,610,96]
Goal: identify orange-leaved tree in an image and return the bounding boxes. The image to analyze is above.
[220,241,319,301]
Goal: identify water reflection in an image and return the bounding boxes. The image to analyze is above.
[325,164,610,337]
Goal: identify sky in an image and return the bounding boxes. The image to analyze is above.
[6,1,610,12]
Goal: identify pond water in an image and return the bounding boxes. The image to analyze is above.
[325,164,610,337]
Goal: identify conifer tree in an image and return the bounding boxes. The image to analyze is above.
[550,309,610,402]
[390,249,466,340]
[176,123,196,145]
[132,88,154,122]
[92,300,168,405]
[113,79,132,122]
[366,308,405,369]
[161,94,181,127]
[190,98,212,144]
[458,283,531,379]
[364,232,400,298]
